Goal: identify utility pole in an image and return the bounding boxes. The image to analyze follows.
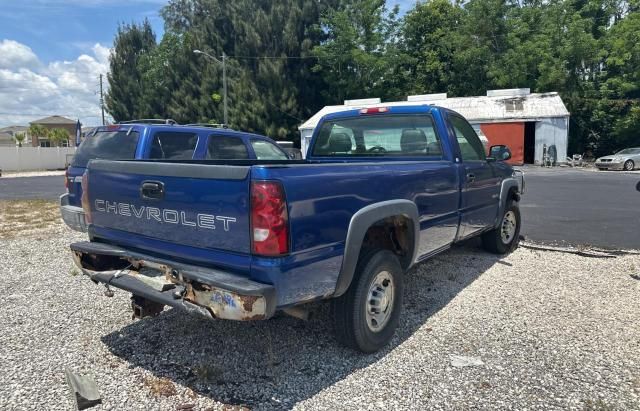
[194,50,229,125]
[222,52,228,126]
[99,74,105,126]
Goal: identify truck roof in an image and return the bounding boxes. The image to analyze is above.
[90,123,271,141]
[300,104,464,131]
[319,104,457,123]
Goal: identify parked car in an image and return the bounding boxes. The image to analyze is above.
[68,105,524,352]
[60,121,289,232]
[595,148,640,171]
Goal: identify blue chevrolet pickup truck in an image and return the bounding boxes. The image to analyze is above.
[70,105,524,352]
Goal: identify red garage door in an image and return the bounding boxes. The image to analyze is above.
[480,122,524,165]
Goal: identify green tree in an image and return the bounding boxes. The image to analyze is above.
[401,0,464,95]
[13,132,26,147]
[28,124,48,145]
[105,20,157,121]
[312,0,403,103]
[603,11,640,99]
[48,128,69,147]
[158,0,332,140]
[137,32,183,119]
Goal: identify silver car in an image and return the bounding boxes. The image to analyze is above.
[595,147,640,171]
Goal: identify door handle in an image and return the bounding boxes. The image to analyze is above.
[140,181,164,200]
[466,173,476,183]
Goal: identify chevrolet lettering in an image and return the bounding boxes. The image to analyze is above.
[94,199,236,231]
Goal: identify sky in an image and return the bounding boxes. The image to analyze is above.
[0,0,166,127]
[0,0,415,128]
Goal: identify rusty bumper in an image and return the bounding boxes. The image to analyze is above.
[70,241,276,321]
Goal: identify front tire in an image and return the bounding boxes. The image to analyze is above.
[332,249,404,353]
[624,160,634,171]
[482,201,521,254]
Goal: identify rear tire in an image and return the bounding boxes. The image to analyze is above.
[482,201,521,254]
[624,160,634,171]
[332,249,403,353]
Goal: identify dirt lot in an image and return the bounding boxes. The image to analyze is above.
[0,201,638,410]
[0,200,62,238]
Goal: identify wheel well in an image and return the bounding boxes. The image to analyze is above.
[360,216,414,270]
[508,186,520,203]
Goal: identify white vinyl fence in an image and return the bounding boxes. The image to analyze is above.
[0,147,77,171]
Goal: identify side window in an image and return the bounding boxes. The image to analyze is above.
[206,136,249,159]
[449,116,485,161]
[250,139,289,160]
[149,132,198,160]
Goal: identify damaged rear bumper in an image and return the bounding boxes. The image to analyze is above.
[70,241,276,321]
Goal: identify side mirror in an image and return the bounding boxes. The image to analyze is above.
[488,145,511,162]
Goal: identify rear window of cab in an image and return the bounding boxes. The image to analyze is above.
[72,130,140,167]
[312,114,443,157]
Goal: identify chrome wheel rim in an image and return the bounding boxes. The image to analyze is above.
[624,161,634,171]
[366,270,394,332]
[500,211,517,244]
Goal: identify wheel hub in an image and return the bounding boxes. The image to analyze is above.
[366,270,394,332]
[500,211,517,244]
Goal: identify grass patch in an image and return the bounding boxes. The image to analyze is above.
[0,200,61,238]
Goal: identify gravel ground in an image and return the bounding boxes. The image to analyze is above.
[0,223,639,410]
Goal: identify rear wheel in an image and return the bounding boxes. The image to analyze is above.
[624,160,634,171]
[332,249,403,353]
[482,201,521,254]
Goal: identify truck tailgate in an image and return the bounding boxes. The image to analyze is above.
[86,160,251,254]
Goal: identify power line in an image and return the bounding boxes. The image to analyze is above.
[0,112,104,118]
[261,99,304,122]
[227,55,320,60]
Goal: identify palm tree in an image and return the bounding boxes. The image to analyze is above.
[28,124,48,146]
[13,132,26,147]
[48,128,69,147]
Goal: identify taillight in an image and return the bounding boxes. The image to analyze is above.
[360,107,389,115]
[64,168,69,191]
[251,181,289,256]
[80,172,92,224]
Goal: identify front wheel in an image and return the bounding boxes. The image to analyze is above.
[332,249,404,353]
[482,202,521,254]
[624,160,634,171]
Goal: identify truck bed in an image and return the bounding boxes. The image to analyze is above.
[84,157,462,307]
